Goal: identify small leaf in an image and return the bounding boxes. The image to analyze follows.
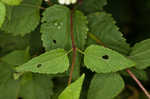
[129,39,150,69]
[16,48,69,74]
[59,74,85,99]
[1,0,22,5]
[84,45,135,73]
[78,0,107,14]
[1,0,42,36]
[0,2,6,28]
[88,73,124,99]
[87,12,130,55]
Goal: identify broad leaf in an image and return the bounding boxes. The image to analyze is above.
[19,73,53,99]
[84,45,135,73]
[16,49,69,74]
[1,0,22,5]
[59,74,85,99]
[88,73,124,99]
[78,0,107,14]
[41,5,88,51]
[41,5,71,51]
[129,39,150,69]
[87,12,130,55]
[1,48,30,66]
[1,0,42,36]
[0,2,6,28]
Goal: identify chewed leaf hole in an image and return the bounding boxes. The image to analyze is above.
[53,40,56,44]
[102,55,109,60]
[18,97,23,99]
[37,64,42,68]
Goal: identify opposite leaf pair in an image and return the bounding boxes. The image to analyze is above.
[15,45,135,75]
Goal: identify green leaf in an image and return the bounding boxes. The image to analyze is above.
[73,10,88,50]
[88,73,124,99]
[1,0,22,5]
[19,73,53,99]
[84,45,135,73]
[78,0,107,14]
[87,12,130,55]
[0,62,20,99]
[129,39,150,69]
[1,48,30,66]
[16,48,70,74]
[41,5,88,51]
[1,0,42,36]
[41,5,71,51]
[59,74,85,99]
[0,2,6,28]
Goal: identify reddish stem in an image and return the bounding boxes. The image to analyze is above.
[68,9,77,85]
[126,69,150,99]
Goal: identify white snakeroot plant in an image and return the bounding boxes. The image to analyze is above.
[58,0,77,5]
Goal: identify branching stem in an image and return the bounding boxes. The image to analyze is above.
[88,32,150,98]
[68,9,77,85]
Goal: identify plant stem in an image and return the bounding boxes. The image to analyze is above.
[88,32,150,99]
[126,69,150,99]
[76,48,85,55]
[68,9,77,85]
